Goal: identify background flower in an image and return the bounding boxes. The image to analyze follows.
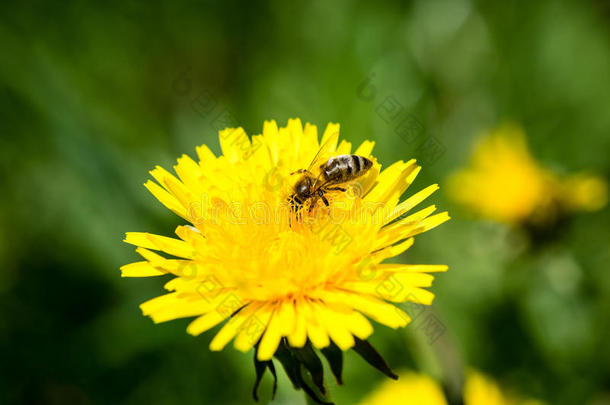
[359,371,447,405]
[447,123,607,226]
[360,369,545,405]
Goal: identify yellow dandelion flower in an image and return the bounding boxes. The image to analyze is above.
[121,118,449,401]
[359,371,448,405]
[557,173,608,212]
[361,369,545,405]
[464,370,511,405]
[448,123,607,226]
[464,370,546,405]
[448,124,554,224]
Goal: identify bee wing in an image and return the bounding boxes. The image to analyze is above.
[306,130,340,173]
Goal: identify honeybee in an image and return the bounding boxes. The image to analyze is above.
[289,133,373,212]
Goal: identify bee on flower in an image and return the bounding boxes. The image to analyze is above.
[121,119,449,403]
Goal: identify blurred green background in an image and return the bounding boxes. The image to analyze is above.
[1,0,609,404]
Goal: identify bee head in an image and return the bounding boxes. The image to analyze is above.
[295,176,314,198]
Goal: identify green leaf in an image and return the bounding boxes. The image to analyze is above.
[352,338,398,380]
[321,343,344,385]
[273,339,301,389]
[252,353,277,402]
[293,342,326,394]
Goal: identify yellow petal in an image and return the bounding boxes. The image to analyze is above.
[376,264,449,273]
[344,310,374,340]
[124,232,195,258]
[384,184,439,224]
[144,180,188,220]
[162,174,195,211]
[196,144,216,166]
[263,120,280,165]
[368,238,414,264]
[314,302,355,350]
[376,206,438,249]
[287,118,304,143]
[354,140,375,158]
[304,301,330,349]
[174,225,206,252]
[187,311,229,336]
[135,247,208,278]
[278,300,296,337]
[234,305,273,352]
[140,292,180,317]
[210,303,261,351]
[257,306,283,360]
[149,165,181,191]
[336,140,352,155]
[287,303,308,348]
[348,277,436,304]
[401,212,450,239]
[320,123,341,151]
[376,212,450,251]
[299,122,319,165]
[174,154,205,195]
[149,299,212,323]
[314,290,410,329]
[365,160,419,205]
[219,127,251,163]
[120,261,167,277]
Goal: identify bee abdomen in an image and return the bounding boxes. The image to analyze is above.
[349,154,372,175]
[323,154,373,182]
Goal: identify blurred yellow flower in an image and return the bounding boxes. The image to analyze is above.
[120,118,449,401]
[448,124,607,225]
[361,370,544,405]
[359,371,448,405]
[464,370,545,405]
[557,173,608,212]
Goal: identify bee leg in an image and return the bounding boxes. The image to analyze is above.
[325,186,346,192]
[306,194,321,213]
[318,189,330,207]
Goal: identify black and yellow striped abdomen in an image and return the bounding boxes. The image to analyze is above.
[321,154,373,184]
